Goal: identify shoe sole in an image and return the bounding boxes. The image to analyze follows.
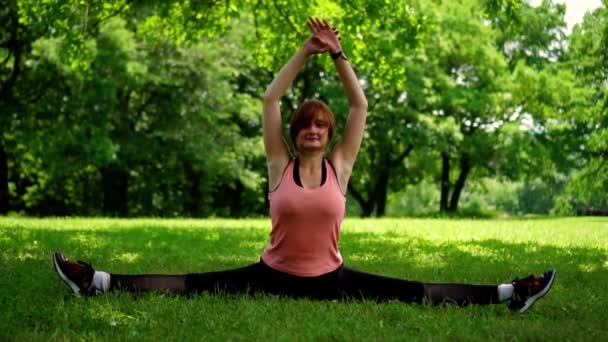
[52,252,82,295]
[519,268,556,313]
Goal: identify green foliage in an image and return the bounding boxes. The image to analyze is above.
[555,5,608,214]
[386,176,567,217]
[386,180,439,217]
[243,0,426,87]
[483,0,523,24]
[1,0,605,217]
[553,161,608,215]
[493,0,566,70]
[9,15,265,216]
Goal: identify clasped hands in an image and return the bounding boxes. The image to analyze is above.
[304,17,342,56]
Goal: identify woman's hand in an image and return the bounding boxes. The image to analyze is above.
[304,35,330,55]
[307,17,342,54]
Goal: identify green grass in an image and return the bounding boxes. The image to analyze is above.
[1,217,606,341]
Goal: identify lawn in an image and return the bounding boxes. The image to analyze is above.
[0,217,606,340]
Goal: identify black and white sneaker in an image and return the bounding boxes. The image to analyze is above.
[52,251,96,296]
[508,268,556,313]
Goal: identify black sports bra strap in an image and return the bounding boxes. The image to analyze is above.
[293,158,327,188]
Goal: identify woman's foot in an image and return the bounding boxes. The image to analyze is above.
[508,268,556,313]
[52,251,97,296]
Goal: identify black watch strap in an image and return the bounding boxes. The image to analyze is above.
[330,50,348,61]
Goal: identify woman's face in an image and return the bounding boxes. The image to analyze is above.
[295,114,330,152]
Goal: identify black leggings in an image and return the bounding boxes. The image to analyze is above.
[110,261,501,305]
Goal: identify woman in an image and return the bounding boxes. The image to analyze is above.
[53,18,556,313]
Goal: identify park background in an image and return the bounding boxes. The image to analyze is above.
[1,0,608,340]
[1,0,607,219]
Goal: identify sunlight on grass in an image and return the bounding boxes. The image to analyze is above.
[238,240,266,250]
[0,217,268,232]
[578,263,598,272]
[114,252,141,263]
[1,217,607,340]
[87,302,148,328]
[212,254,260,264]
[16,251,36,261]
[203,232,220,241]
[14,239,41,261]
[411,253,448,269]
[349,253,382,263]
[69,232,109,249]
[455,244,499,259]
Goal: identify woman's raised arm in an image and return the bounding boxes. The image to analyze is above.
[309,19,368,192]
[263,27,330,191]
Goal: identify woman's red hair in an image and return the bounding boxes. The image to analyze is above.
[289,99,336,151]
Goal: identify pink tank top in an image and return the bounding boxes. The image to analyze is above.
[261,159,346,276]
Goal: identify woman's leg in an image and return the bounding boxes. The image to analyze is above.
[335,266,500,305]
[184,261,340,299]
[53,251,555,312]
[53,251,271,296]
[334,266,426,303]
[109,261,340,297]
[109,273,188,294]
[182,262,270,295]
[110,262,274,295]
[422,282,500,305]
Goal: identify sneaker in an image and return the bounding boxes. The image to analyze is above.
[52,251,96,296]
[508,268,556,313]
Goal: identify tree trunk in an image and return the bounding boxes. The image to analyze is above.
[349,144,414,217]
[379,144,415,216]
[183,160,202,217]
[448,154,471,212]
[374,169,390,217]
[0,3,21,215]
[0,2,22,100]
[0,143,9,214]
[101,165,128,216]
[440,152,450,213]
[229,181,244,217]
[361,202,375,217]
[349,186,375,217]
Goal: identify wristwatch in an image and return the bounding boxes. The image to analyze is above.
[330,50,348,61]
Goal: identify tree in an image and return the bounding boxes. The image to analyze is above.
[2,0,532,217]
[14,16,265,216]
[1,0,144,214]
[235,0,427,216]
[405,0,512,213]
[494,0,567,71]
[2,1,262,216]
[424,0,576,214]
[554,5,608,214]
[245,0,525,217]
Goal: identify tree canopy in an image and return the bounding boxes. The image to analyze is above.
[1,0,605,217]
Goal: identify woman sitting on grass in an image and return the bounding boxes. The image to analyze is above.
[53,18,556,313]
